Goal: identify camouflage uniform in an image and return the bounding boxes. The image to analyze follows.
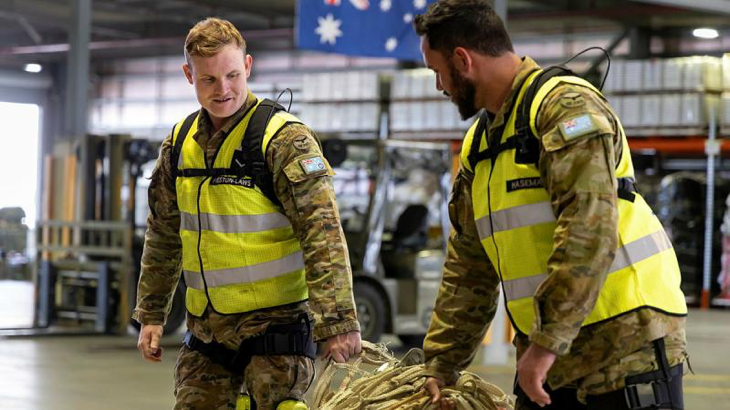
[133,92,360,409]
[423,57,687,405]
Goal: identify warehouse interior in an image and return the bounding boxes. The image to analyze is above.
[0,0,729,408]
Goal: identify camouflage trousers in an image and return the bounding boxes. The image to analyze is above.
[515,330,687,409]
[173,345,315,410]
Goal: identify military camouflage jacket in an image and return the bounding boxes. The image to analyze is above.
[132,92,360,342]
[423,57,685,388]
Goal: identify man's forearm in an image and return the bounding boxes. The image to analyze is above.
[269,128,360,341]
[133,136,183,325]
[133,217,183,325]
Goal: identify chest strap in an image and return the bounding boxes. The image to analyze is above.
[466,68,540,171]
[466,66,637,202]
[170,99,299,206]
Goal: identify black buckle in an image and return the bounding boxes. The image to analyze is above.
[624,381,659,409]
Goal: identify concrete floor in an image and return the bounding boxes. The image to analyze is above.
[0,308,728,409]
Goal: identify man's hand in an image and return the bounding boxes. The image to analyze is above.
[322,330,362,362]
[424,377,455,410]
[516,343,557,407]
[137,324,164,363]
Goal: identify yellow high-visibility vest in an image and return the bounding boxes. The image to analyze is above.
[461,71,687,335]
[172,100,308,316]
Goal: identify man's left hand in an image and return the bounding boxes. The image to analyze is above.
[516,343,557,407]
[322,330,362,362]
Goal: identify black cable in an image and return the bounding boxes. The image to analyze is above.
[276,87,294,113]
[263,87,294,128]
[559,46,611,91]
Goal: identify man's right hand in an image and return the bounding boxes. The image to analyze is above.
[137,324,164,362]
[424,376,455,410]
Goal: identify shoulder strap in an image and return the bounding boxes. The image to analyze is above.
[241,99,286,206]
[513,66,576,165]
[467,68,541,170]
[513,67,638,202]
[466,110,490,171]
[170,110,199,178]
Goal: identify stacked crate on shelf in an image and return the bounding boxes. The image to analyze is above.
[390,68,472,139]
[298,71,384,136]
[722,54,730,136]
[604,57,723,137]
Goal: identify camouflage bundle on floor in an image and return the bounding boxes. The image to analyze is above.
[313,341,514,410]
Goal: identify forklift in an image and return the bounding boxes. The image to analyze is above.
[322,138,452,343]
[35,134,187,335]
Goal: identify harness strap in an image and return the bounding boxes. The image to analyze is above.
[618,337,684,410]
[183,313,316,374]
[170,110,200,178]
[178,167,246,178]
[467,68,541,171]
[514,66,576,140]
[467,66,639,203]
[239,99,290,206]
[617,177,639,202]
[171,99,302,206]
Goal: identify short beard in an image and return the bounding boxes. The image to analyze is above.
[448,63,478,120]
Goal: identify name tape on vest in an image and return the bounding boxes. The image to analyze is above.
[210,176,255,188]
[506,177,544,192]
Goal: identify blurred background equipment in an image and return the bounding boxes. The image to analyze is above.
[323,138,451,344]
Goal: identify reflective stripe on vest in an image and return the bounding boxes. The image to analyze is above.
[502,230,674,301]
[475,201,555,240]
[180,211,291,233]
[184,251,305,290]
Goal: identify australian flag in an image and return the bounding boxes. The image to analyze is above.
[296,0,436,61]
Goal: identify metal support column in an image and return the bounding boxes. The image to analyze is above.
[628,27,651,59]
[96,262,111,333]
[37,260,56,328]
[65,0,91,138]
[702,111,719,309]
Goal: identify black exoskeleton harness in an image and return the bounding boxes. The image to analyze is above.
[170,99,298,206]
[466,66,638,203]
[182,313,317,374]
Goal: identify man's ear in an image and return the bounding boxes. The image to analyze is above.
[183,63,193,85]
[452,47,473,75]
[244,54,253,79]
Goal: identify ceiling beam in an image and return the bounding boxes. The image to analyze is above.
[630,0,730,15]
[0,28,294,56]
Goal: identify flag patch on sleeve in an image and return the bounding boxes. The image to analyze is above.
[558,114,597,141]
[299,156,327,175]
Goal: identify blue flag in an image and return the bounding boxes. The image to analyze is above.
[296,0,436,61]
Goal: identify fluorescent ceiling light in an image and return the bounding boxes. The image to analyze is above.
[693,28,719,39]
[24,63,42,73]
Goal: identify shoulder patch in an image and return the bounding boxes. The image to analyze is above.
[558,92,585,108]
[293,135,311,151]
[558,114,597,141]
[299,156,327,175]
